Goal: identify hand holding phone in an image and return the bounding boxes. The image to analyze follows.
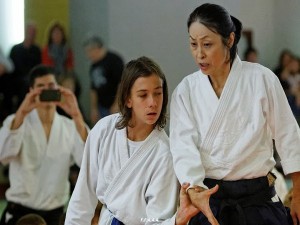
[40,89,61,102]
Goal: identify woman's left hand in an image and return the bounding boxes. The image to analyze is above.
[175,183,201,225]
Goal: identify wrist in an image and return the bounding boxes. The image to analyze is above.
[11,112,26,130]
[175,212,188,225]
[70,108,82,119]
[16,107,28,118]
[72,113,84,124]
[188,185,206,194]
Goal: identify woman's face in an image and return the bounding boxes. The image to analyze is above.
[188,22,233,77]
[126,74,163,128]
[51,27,64,44]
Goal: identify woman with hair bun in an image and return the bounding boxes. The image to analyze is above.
[170,3,300,225]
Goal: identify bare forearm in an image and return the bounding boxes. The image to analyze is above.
[72,113,88,142]
[175,210,191,225]
[11,110,27,130]
[291,172,300,198]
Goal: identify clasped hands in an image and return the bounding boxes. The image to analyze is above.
[176,183,219,225]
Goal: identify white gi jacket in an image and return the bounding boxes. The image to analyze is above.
[170,56,300,189]
[0,109,86,210]
[65,113,179,225]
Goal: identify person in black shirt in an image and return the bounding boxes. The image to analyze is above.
[84,36,124,125]
[9,21,41,109]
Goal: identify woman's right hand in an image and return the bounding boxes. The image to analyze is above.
[188,185,220,225]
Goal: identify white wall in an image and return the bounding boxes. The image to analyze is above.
[68,0,300,124]
[0,0,24,56]
[106,0,277,112]
[69,0,109,119]
[238,0,276,67]
[274,0,300,68]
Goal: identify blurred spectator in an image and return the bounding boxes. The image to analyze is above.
[0,65,88,225]
[286,56,300,95]
[243,47,258,63]
[42,21,74,76]
[83,35,124,125]
[0,48,14,123]
[56,72,84,118]
[56,72,85,195]
[273,49,293,79]
[278,55,300,123]
[9,21,41,109]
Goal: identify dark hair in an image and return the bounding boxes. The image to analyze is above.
[116,56,168,130]
[16,213,47,225]
[47,22,67,46]
[187,3,242,65]
[278,49,293,67]
[29,64,56,87]
[83,35,104,49]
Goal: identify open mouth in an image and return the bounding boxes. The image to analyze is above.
[147,112,157,116]
[199,63,209,69]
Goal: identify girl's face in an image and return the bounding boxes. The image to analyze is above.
[126,74,163,128]
[189,22,234,77]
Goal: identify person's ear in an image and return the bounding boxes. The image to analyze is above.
[126,98,132,108]
[228,32,235,48]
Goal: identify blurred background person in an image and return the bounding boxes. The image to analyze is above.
[9,21,41,111]
[42,21,74,76]
[56,71,86,196]
[0,48,14,124]
[273,49,293,82]
[285,56,300,95]
[0,65,88,225]
[243,46,258,63]
[83,35,124,125]
[56,72,83,118]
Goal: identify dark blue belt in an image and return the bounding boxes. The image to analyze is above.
[111,217,124,225]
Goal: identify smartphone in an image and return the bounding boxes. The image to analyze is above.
[40,89,61,102]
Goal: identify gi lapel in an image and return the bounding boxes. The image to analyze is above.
[104,128,161,203]
[201,56,243,151]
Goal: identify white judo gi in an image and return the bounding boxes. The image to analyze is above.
[65,113,179,225]
[170,56,300,188]
[0,109,86,210]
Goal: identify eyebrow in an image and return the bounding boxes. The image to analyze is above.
[136,86,163,92]
[189,35,196,40]
[189,34,209,40]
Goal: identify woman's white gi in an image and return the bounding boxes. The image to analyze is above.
[170,56,300,189]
